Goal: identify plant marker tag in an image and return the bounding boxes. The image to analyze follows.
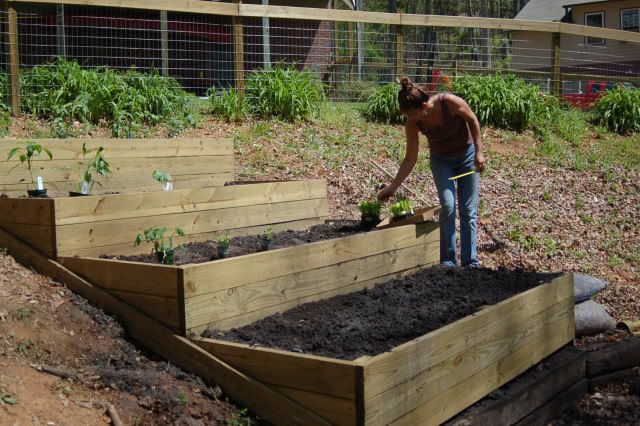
[81,181,90,195]
[36,176,44,190]
[164,182,174,191]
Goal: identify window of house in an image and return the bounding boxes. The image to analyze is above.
[585,11,605,45]
[621,8,640,32]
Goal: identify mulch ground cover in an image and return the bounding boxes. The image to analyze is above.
[203,266,561,360]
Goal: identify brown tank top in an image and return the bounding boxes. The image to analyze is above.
[416,93,472,157]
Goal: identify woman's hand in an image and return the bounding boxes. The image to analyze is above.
[377,184,396,201]
[475,151,486,172]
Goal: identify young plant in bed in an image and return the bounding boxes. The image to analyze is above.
[217,233,230,259]
[152,169,173,191]
[71,143,111,196]
[390,198,414,221]
[134,226,186,265]
[7,141,53,197]
[260,226,274,251]
[357,199,382,225]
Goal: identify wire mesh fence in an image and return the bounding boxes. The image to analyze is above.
[0,2,638,106]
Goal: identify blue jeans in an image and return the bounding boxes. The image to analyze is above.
[430,144,479,267]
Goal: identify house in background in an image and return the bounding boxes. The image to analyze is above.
[511,0,640,91]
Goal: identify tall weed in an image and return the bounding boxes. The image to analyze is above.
[244,66,324,121]
[208,87,245,122]
[17,58,197,137]
[592,86,640,134]
[451,74,559,132]
[361,83,403,124]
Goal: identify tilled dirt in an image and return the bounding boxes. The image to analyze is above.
[204,266,561,360]
[116,220,374,265]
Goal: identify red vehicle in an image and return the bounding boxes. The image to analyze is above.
[562,80,634,110]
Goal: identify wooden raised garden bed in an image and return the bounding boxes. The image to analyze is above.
[191,273,574,425]
[0,138,234,196]
[0,179,328,258]
[58,221,440,335]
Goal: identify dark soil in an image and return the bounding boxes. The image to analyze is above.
[203,267,561,360]
[114,220,374,265]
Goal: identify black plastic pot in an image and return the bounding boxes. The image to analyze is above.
[27,189,48,198]
[69,191,90,197]
[392,211,414,221]
[218,245,229,259]
[260,238,273,251]
[162,249,175,265]
[361,214,381,226]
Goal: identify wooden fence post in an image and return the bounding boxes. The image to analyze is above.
[233,0,244,93]
[160,10,169,76]
[551,32,561,97]
[6,1,21,115]
[394,11,404,79]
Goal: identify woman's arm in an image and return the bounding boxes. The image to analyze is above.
[445,95,486,172]
[377,121,419,201]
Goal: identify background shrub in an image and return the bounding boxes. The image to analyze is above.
[361,83,403,124]
[451,73,560,132]
[243,66,324,121]
[15,58,197,137]
[208,87,246,122]
[592,86,640,134]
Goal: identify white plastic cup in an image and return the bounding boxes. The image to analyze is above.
[163,182,174,191]
[36,176,44,190]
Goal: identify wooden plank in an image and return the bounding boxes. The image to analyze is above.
[55,198,328,252]
[363,274,574,397]
[0,197,54,225]
[589,366,640,391]
[194,337,359,400]
[273,384,358,426]
[446,349,585,426]
[7,2,20,115]
[0,138,234,159]
[53,180,327,224]
[0,226,331,426]
[389,306,575,425]
[183,221,439,298]
[59,256,180,298]
[109,289,181,332]
[193,261,436,334]
[586,337,640,377]
[185,241,438,331]
[0,174,232,197]
[377,206,440,230]
[515,379,589,426]
[0,222,55,257]
[57,217,325,258]
[364,298,574,425]
[551,32,561,97]
[7,0,240,16]
[7,0,640,43]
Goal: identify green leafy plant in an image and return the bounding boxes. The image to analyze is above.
[358,199,382,222]
[361,83,403,124]
[592,86,640,134]
[262,227,274,241]
[451,73,561,132]
[208,87,246,122]
[17,58,197,138]
[243,66,324,121]
[134,226,186,265]
[176,389,188,407]
[7,141,53,190]
[152,170,173,190]
[76,143,110,194]
[217,233,231,258]
[390,198,413,219]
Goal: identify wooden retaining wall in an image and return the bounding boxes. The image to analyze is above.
[0,138,233,196]
[59,221,440,334]
[192,274,574,425]
[0,179,328,258]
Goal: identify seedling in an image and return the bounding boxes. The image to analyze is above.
[390,198,414,220]
[7,141,53,197]
[72,143,111,196]
[357,200,382,225]
[260,227,274,251]
[134,226,186,265]
[217,233,230,258]
[152,170,173,191]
